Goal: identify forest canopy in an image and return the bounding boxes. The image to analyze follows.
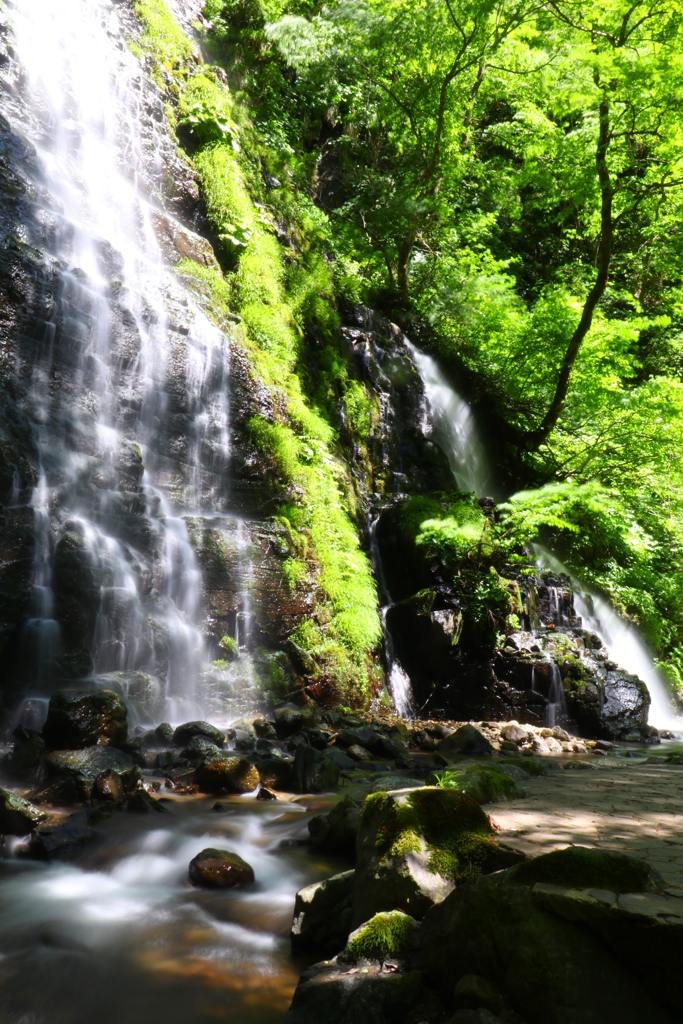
[199,0,683,691]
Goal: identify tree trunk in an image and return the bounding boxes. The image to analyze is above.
[525,94,613,448]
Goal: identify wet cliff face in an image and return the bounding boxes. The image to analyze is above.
[0,0,318,723]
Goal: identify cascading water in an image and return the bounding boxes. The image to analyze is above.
[405,340,493,498]
[534,545,681,733]
[369,515,414,718]
[2,0,245,724]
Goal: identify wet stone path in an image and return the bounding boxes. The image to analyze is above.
[487,759,683,895]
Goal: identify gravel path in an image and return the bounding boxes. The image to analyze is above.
[487,759,683,894]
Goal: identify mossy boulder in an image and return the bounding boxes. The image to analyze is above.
[0,787,48,834]
[195,753,260,794]
[189,847,255,888]
[420,857,683,1024]
[352,787,522,926]
[427,765,525,804]
[340,911,419,964]
[44,746,140,802]
[291,869,355,956]
[42,690,128,750]
[508,847,665,894]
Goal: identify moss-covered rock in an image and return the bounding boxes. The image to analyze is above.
[42,690,128,751]
[341,911,418,964]
[509,847,665,894]
[352,787,522,926]
[172,720,226,748]
[285,960,423,1024]
[44,746,140,802]
[189,847,255,888]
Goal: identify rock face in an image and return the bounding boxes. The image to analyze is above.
[291,869,355,956]
[286,960,423,1024]
[42,690,128,750]
[352,787,521,926]
[420,847,681,1024]
[188,847,255,888]
[43,746,140,801]
[308,796,361,856]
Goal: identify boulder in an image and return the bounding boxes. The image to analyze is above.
[352,787,522,926]
[437,726,492,759]
[0,787,48,834]
[453,975,503,1015]
[370,775,423,793]
[420,847,682,1024]
[29,818,96,858]
[499,723,529,745]
[273,706,305,738]
[285,960,423,1024]
[189,847,255,888]
[172,720,225,748]
[254,756,293,791]
[290,745,340,794]
[195,753,260,794]
[309,796,361,856]
[44,746,140,801]
[291,869,355,956]
[2,727,46,782]
[323,747,357,771]
[42,690,128,750]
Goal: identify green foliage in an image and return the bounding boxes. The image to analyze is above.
[131,0,381,705]
[432,765,521,803]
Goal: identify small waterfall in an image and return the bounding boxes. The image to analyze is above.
[534,546,680,733]
[547,661,567,728]
[369,515,414,718]
[4,0,234,722]
[404,340,492,497]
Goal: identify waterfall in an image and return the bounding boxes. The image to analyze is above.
[534,546,681,733]
[369,515,414,719]
[3,0,237,723]
[405,340,493,497]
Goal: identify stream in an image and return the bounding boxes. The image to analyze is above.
[0,792,344,1023]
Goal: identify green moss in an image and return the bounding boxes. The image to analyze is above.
[366,787,497,883]
[133,0,195,80]
[219,635,238,655]
[282,556,306,590]
[130,0,382,705]
[509,847,663,893]
[344,911,416,962]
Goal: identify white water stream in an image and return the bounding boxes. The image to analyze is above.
[2,0,261,724]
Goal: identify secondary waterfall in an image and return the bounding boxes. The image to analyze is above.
[2,0,250,724]
[407,341,679,733]
[406,340,493,498]
[534,545,680,733]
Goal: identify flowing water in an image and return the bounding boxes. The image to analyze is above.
[405,340,493,498]
[2,0,251,726]
[0,794,345,1024]
[534,546,681,733]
